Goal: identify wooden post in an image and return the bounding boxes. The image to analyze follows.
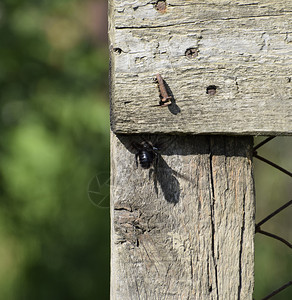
[109,1,292,299]
[111,134,254,299]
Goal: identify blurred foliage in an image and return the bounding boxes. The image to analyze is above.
[0,0,291,299]
[0,0,110,299]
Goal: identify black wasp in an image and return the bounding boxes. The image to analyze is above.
[133,141,159,169]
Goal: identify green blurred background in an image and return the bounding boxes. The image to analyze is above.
[0,1,290,299]
[0,0,110,299]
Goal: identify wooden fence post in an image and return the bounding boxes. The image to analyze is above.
[109,1,292,299]
[111,134,254,299]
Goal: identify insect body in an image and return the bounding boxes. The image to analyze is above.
[134,141,159,169]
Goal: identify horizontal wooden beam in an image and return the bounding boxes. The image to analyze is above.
[109,0,292,135]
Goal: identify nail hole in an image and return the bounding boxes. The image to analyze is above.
[185,48,198,58]
[206,85,217,95]
[113,47,123,54]
[155,1,166,13]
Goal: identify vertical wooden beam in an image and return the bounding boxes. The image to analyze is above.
[111,133,254,299]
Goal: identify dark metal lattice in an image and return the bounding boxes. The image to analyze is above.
[253,137,292,300]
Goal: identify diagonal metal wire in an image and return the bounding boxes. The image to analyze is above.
[261,280,292,300]
[253,137,292,177]
[253,153,292,177]
[256,229,292,249]
[256,199,292,249]
[254,136,276,151]
[256,199,292,228]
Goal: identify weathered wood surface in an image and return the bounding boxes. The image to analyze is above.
[109,0,292,135]
[111,133,255,299]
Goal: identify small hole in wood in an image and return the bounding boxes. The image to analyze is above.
[185,48,198,58]
[113,47,123,54]
[155,1,167,13]
[206,85,217,95]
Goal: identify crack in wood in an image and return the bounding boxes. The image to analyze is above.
[115,13,292,30]
[237,193,246,300]
[209,139,219,299]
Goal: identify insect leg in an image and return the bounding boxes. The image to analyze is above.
[135,153,139,167]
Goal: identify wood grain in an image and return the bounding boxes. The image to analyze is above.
[111,133,255,299]
[109,0,292,135]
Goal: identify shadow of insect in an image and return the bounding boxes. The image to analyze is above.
[128,135,190,204]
